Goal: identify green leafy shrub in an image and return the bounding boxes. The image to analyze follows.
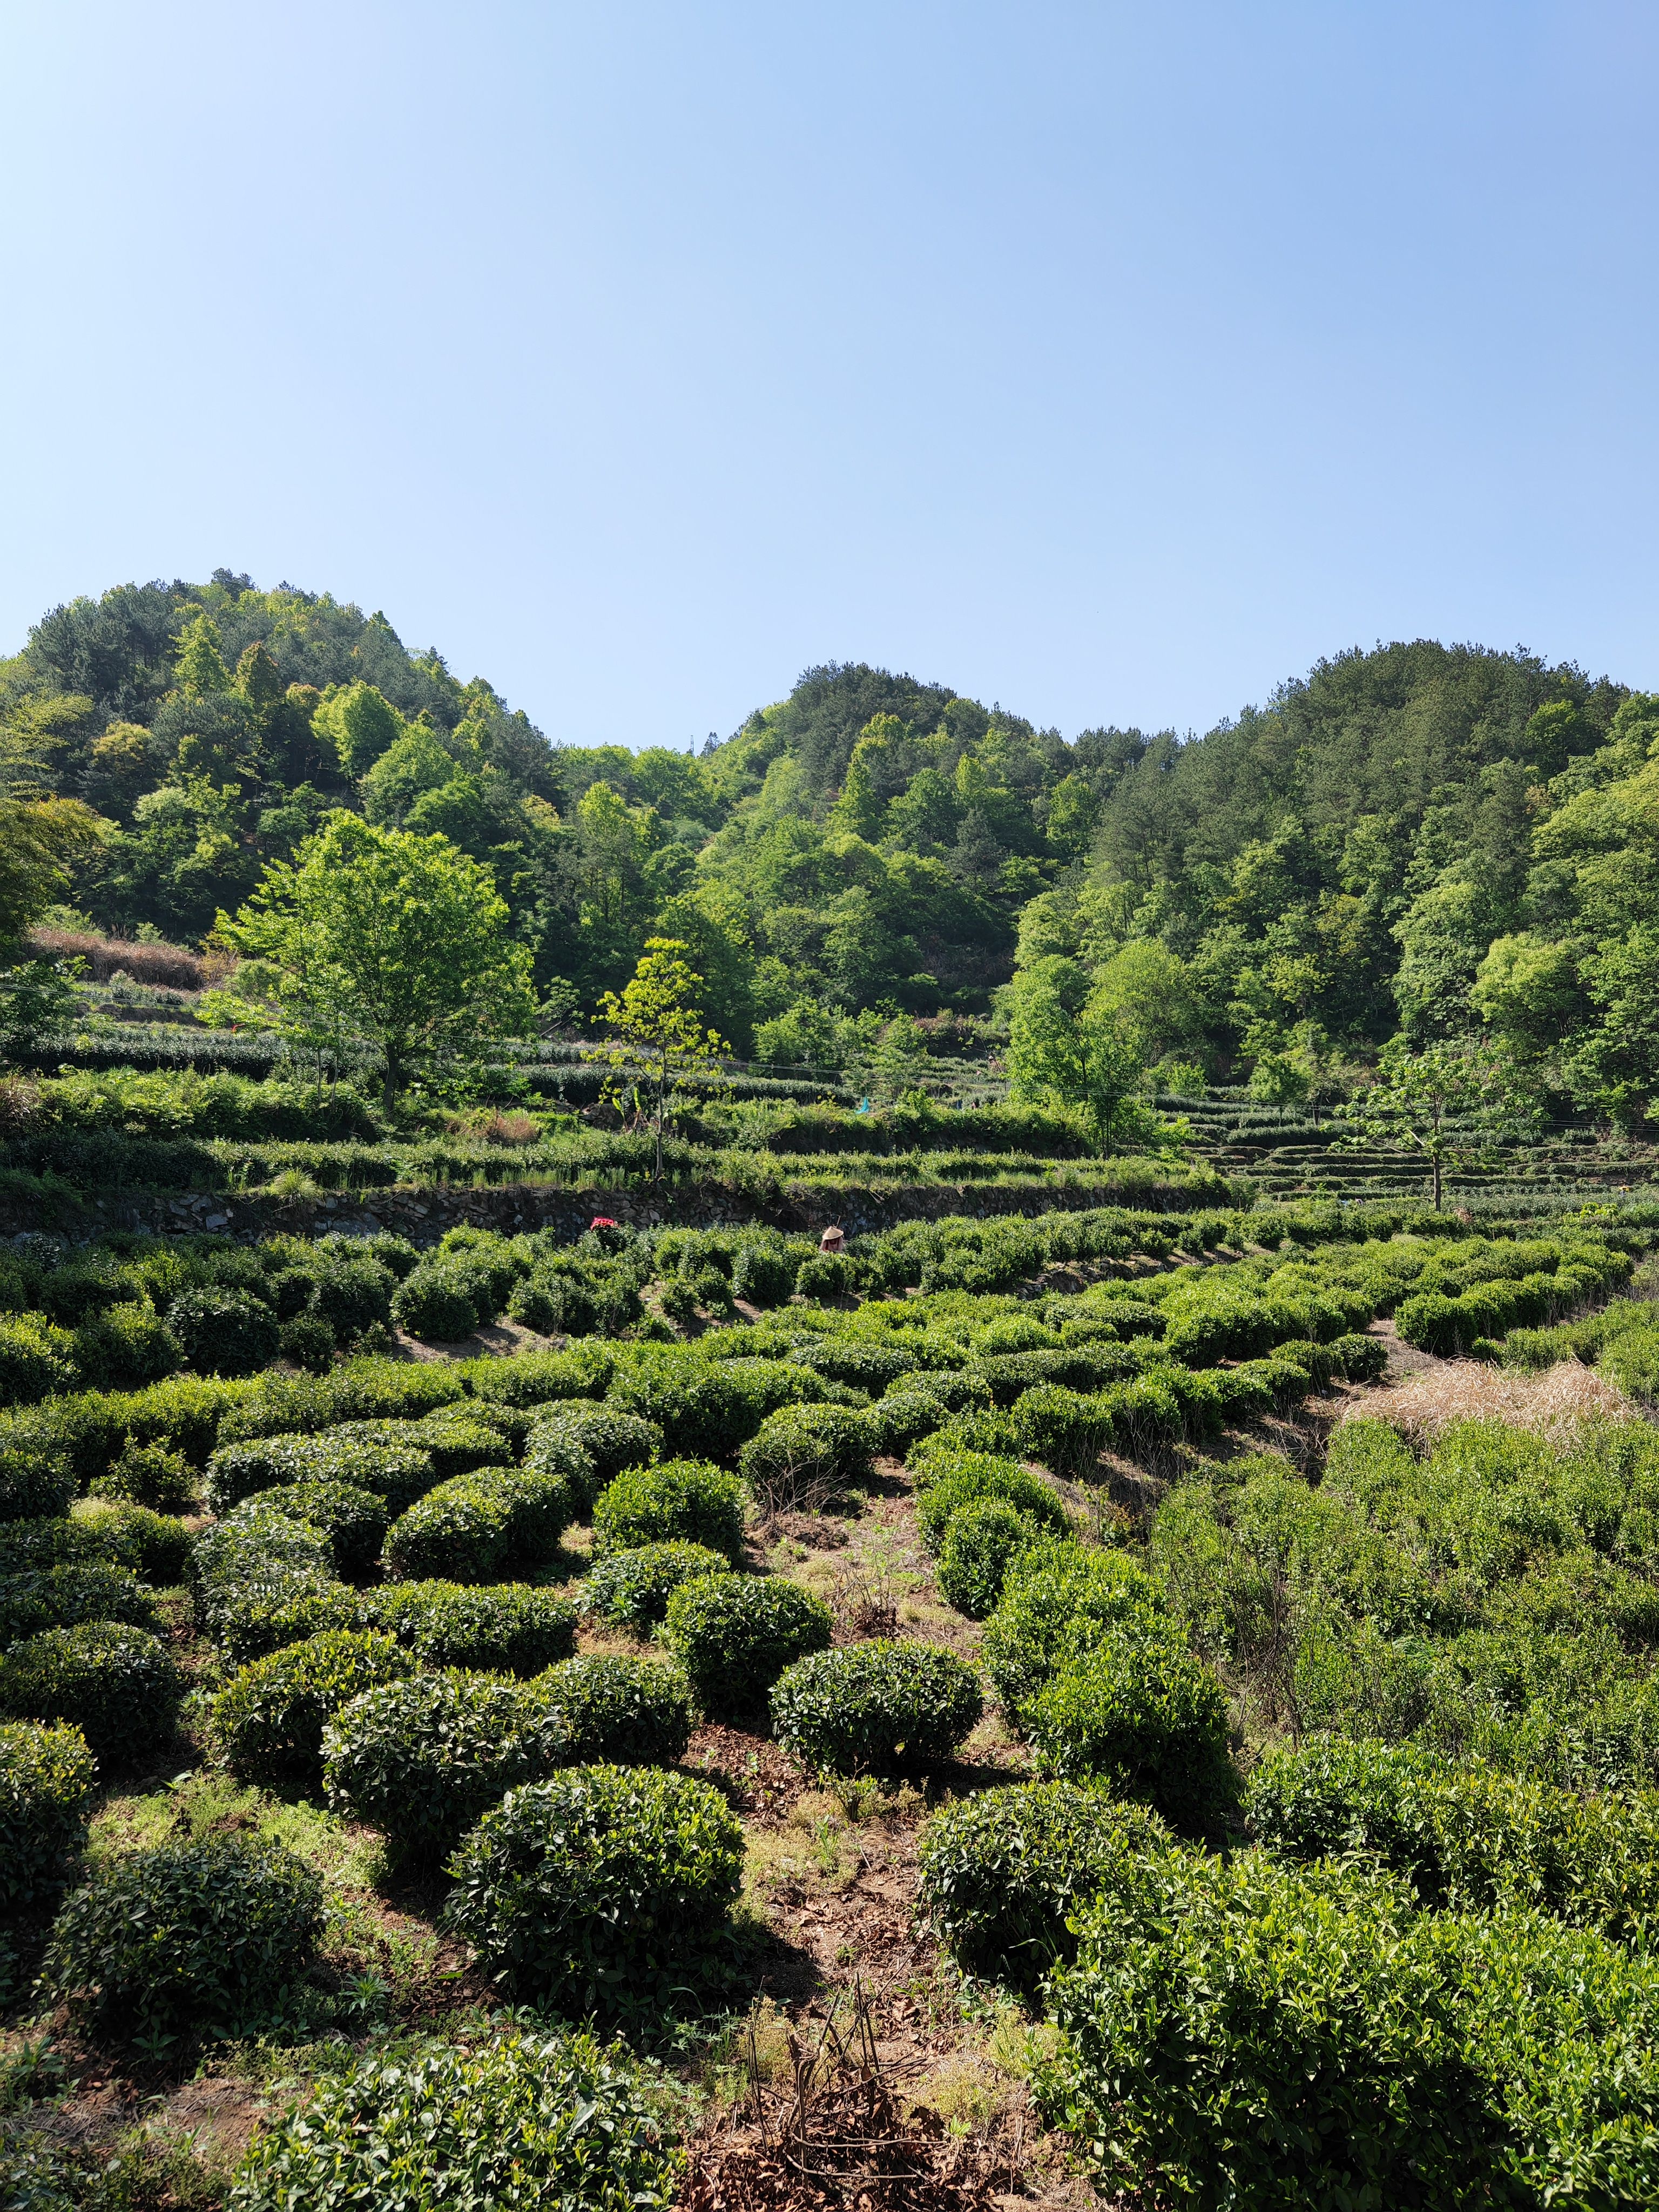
[1008,1384,1116,1477]
[407,1409,516,1479]
[1041,1851,1659,2209]
[873,1386,952,1453]
[0,1561,157,1645]
[732,1243,795,1306]
[0,1720,97,1921]
[982,1545,1167,1719]
[75,1500,192,1586]
[217,1356,464,1444]
[606,1353,830,1461]
[528,1404,660,1510]
[1023,1628,1237,1832]
[519,1420,595,1508]
[794,1339,919,1393]
[976,1348,1134,1406]
[374,1581,578,1676]
[70,1303,181,1392]
[221,1584,369,1665]
[1329,1331,1388,1382]
[771,1640,983,1775]
[1245,1736,1659,1937]
[278,1312,336,1373]
[204,1430,435,1516]
[383,1466,567,1583]
[191,1512,338,1642]
[311,1258,396,1345]
[662,1575,832,1719]
[392,1266,483,1340]
[914,1456,1069,1555]
[41,1833,322,2038]
[89,1437,195,1512]
[584,1542,734,1630]
[592,1459,746,1563]
[227,1479,387,1580]
[0,1621,184,1763]
[918,1781,1172,1990]
[738,1404,879,1512]
[795,1253,852,1301]
[0,1444,73,1523]
[468,1342,615,1408]
[323,1670,557,1867]
[936,1499,1051,1620]
[891,1368,994,1418]
[167,1288,280,1377]
[226,2029,682,2212]
[213,1630,414,1792]
[531,1654,695,1765]
[444,1765,745,2014]
[0,1316,77,1407]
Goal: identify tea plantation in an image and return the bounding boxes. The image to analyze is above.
[5,1145,1659,2208]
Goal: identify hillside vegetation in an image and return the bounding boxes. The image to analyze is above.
[12,575,1659,2207]
[5,575,1657,1126]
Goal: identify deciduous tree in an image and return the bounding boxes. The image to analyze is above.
[220,813,537,1107]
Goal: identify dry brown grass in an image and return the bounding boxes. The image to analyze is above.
[29,927,220,990]
[1343,1358,1631,1448]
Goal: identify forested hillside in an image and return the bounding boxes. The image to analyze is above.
[5,572,1657,1117]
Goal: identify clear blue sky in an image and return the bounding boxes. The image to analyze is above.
[2,2,1655,749]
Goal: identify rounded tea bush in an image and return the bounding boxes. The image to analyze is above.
[383,1467,567,1583]
[0,1622,184,1764]
[873,1386,952,1454]
[661,1575,832,1719]
[70,1303,181,1393]
[0,1445,75,1524]
[936,1499,1052,1620]
[42,1832,322,2037]
[278,1312,336,1374]
[213,1630,415,1793]
[520,1421,596,1511]
[732,1242,795,1307]
[227,2029,682,2212]
[528,1404,661,1509]
[917,1779,1172,1990]
[0,1561,158,1648]
[323,1670,557,1867]
[531,1654,695,1766]
[392,1267,483,1342]
[981,1545,1168,1721]
[914,1457,1070,1555]
[228,1479,387,1580]
[167,1288,280,1378]
[79,1501,193,1588]
[0,1719,98,1922]
[738,1404,879,1513]
[592,1459,746,1563]
[444,1764,745,2013]
[0,1315,78,1406]
[584,1541,734,1631]
[771,1641,983,1776]
[375,1581,578,1676]
[1023,1628,1237,1834]
[89,1438,197,1514]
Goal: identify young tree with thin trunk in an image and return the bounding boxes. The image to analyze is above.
[585,937,727,1178]
[1331,1036,1536,1209]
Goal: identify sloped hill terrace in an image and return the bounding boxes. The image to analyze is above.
[6,1171,1659,2208]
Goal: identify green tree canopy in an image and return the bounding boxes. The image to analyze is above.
[585,936,729,1176]
[1005,955,1167,1156]
[219,813,537,1104]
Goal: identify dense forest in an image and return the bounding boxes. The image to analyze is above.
[4,571,1656,1117]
